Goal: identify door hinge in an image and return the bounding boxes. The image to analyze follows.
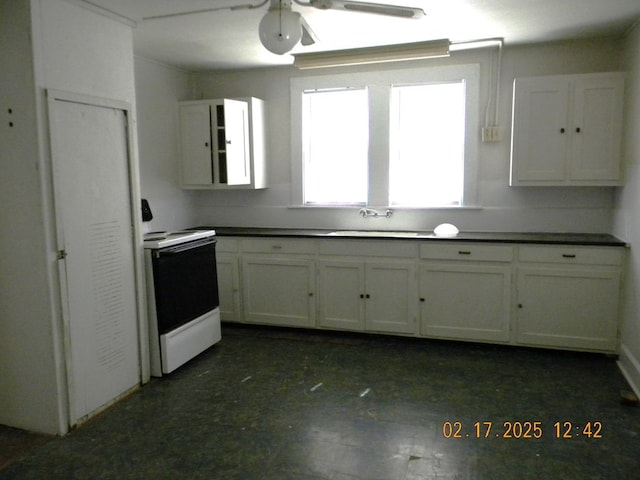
[57,250,67,260]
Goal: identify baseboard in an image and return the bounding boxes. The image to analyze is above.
[617,344,640,398]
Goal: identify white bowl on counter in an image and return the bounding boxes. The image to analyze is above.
[433,223,459,238]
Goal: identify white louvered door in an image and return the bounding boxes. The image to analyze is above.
[49,92,140,426]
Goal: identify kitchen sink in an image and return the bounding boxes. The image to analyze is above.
[327,230,419,237]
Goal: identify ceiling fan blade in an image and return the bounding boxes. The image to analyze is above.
[307,0,425,19]
[300,16,318,46]
[142,0,269,21]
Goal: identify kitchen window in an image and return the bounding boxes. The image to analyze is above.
[302,87,369,204]
[290,64,479,208]
[389,82,466,207]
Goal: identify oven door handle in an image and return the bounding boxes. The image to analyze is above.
[157,238,216,255]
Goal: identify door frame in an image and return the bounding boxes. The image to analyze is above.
[46,89,149,431]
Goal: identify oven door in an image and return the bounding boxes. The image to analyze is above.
[151,237,219,334]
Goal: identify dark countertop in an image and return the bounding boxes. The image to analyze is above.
[198,226,627,247]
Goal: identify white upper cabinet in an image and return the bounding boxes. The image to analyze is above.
[179,97,267,189]
[179,103,213,186]
[510,72,624,186]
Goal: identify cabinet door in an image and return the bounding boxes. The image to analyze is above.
[516,266,619,352]
[219,99,250,186]
[242,256,316,328]
[420,264,511,342]
[179,103,212,185]
[569,76,624,182]
[216,254,241,322]
[511,77,569,184]
[365,262,417,334]
[318,260,365,331]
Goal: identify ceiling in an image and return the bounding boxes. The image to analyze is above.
[86,0,640,71]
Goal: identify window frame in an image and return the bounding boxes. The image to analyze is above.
[290,64,480,209]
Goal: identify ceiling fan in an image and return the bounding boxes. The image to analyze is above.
[143,0,426,55]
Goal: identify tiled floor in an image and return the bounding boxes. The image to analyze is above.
[1,324,639,479]
[0,427,52,473]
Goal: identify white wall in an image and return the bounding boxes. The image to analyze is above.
[187,38,622,233]
[0,0,60,434]
[134,56,197,232]
[614,22,640,395]
[0,0,138,435]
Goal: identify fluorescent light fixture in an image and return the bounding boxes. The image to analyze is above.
[293,39,450,69]
[341,2,425,18]
[449,37,503,51]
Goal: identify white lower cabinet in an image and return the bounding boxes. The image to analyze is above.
[215,238,242,322]
[318,260,418,334]
[215,235,624,353]
[242,257,316,327]
[241,238,316,328]
[419,244,513,343]
[318,240,418,335]
[515,246,624,352]
[216,254,241,322]
[365,262,418,334]
[318,260,365,331]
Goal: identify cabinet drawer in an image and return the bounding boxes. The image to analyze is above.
[318,239,417,258]
[518,245,624,266]
[420,243,514,262]
[215,237,239,253]
[241,238,317,255]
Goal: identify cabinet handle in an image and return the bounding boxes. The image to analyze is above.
[271,245,283,250]
[458,250,471,255]
[309,292,313,297]
[366,294,370,299]
[420,298,425,302]
[205,142,209,147]
[226,140,232,144]
[562,254,576,258]
[518,303,523,309]
[560,128,565,133]
[576,127,581,133]
[360,294,364,299]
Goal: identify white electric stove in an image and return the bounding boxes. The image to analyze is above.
[143,229,221,376]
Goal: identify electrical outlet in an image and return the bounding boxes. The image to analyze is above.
[482,126,503,143]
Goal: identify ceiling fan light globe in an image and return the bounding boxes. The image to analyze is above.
[259,9,302,55]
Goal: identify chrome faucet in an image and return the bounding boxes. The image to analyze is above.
[359,208,393,218]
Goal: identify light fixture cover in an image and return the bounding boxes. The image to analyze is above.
[293,39,451,69]
[259,8,302,55]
